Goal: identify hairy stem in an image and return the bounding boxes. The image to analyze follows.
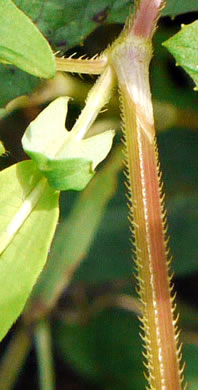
[120,84,182,389]
[55,54,107,74]
[109,1,184,388]
[56,65,116,157]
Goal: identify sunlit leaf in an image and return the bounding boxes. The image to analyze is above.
[0,160,59,341]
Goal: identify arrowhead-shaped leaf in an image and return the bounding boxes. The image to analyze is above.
[22,97,115,191]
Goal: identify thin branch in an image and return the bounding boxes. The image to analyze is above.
[34,320,55,390]
[55,54,108,75]
[0,327,31,390]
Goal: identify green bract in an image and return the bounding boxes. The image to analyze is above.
[22,97,115,191]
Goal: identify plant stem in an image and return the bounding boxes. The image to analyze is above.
[55,54,107,74]
[0,327,31,390]
[109,1,184,388]
[119,82,183,389]
[34,319,55,390]
[56,65,116,158]
[68,65,116,141]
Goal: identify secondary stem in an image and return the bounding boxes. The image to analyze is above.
[56,54,107,74]
[56,64,116,158]
[34,320,55,390]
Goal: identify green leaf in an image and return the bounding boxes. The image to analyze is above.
[0,0,55,78]
[0,160,59,341]
[22,97,115,191]
[163,21,198,89]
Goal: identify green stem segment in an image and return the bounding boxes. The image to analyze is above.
[55,54,107,75]
[110,1,184,389]
[69,65,116,141]
[56,64,116,159]
[34,320,55,390]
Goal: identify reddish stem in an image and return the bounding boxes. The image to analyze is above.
[109,0,184,388]
[132,0,164,38]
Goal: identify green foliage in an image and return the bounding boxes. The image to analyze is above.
[55,312,198,390]
[0,160,59,341]
[14,0,133,50]
[162,0,198,17]
[0,0,55,78]
[55,309,145,390]
[163,21,198,89]
[72,171,131,283]
[14,0,198,52]
[159,130,198,275]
